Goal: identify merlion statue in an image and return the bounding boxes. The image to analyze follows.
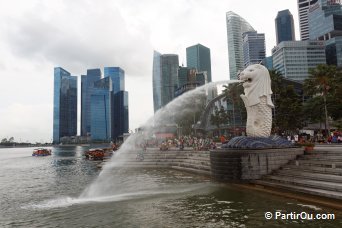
[239,64,274,137]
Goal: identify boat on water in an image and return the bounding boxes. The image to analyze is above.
[85,148,106,160]
[32,148,52,156]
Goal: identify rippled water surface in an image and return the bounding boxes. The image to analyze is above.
[0,146,341,227]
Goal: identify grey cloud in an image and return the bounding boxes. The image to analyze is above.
[5,1,153,76]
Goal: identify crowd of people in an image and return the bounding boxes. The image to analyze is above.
[137,135,218,151]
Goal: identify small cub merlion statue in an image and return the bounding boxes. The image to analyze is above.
[239,64,274,137]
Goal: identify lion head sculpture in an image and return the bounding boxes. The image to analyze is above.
[239,64,274,107]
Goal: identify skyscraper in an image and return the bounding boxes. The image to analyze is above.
[309,0,342,66]
[152,51,179,112]
[53,67,77,144]
[272,40,326,81]
[242,31,266,67]
[104,67,125,94]
[81,69,101,136]
[226,11,255,80]
[186,44,212,82]
[90,77,112,141]
[297,0,319,40]
[112,91,129,140]
[275,9,296,44]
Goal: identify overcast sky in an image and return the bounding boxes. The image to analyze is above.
[0,0,299,143]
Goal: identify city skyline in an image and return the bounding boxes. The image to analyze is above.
[0,0,299,142]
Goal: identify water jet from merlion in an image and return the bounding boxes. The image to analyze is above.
[79,80,241,200]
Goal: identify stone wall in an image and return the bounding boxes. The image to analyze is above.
[210,148,303,182]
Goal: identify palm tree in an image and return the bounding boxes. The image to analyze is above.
[304,64,339,135]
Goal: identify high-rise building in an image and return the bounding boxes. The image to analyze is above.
[309,0,342,66]
[104,67,125,94]
[242,31,266,67]
[186,44,212,82]
[90,68,129,142]
[298,0,319,40]
[226,11,255,80]
[275,9,296,44]
[81,69,101,136]
[262,56,274,70]
[174,67,208,97]
[90,77,112,141]
[272,40,326,81]
[152,51,179,112]
[53,67,77,144]
[112,91,129,140]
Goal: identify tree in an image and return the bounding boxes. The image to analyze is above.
[1,138,7,144]
[304,64,342,134]
[210,105,230,135]
[273,85,304,134]
[221,83,247,136]
[270,70,304,134]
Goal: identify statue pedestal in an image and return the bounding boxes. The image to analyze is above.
[210,148,303,182]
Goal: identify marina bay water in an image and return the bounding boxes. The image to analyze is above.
[1,146,341,227]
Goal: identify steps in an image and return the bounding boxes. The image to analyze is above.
[254,146,342,200]
[112,148,211,176]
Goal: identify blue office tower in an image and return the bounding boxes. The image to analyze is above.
[309,0,342,67]
[112,91,129,140]
[53,67,77,144]
[90,77,112,141]
[81,69,101,136]
[104,67,125,94]
[275,10,295,44]
[186,44,212,82]
[88,67,129,142]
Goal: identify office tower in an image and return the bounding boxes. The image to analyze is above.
[81,69,101,136]
[53,67,77,144]
[104,67,125,94]
[112,91,129,140]
[89,68,129,142]
[262,56,273,70]
[272,40,326,81]
[175,67,208,97]
[297,0,319,40]
[152,51,179,112]
[90,77,112,141]
[275,9,296,44]
[186,44,212,82]
[177,66,189,88]
[226,11,255,80]
[309,0,342,66]
[242,31,266,67]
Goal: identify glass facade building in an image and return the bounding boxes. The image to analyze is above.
[226,11,255,80]
[104,67,125,94]
[53,67,77,144]
[297,0,319,40]
[112,91,129,140]
[90,70,129,142]
[186,44,212,82]
[81,69,101,136]
[242,31,266,67]
[262,56,274,70]
[272,41,326,81]
[90,80,111,141]
[275,9,296,44]
[309,0,342,67]
[152,51,179,112]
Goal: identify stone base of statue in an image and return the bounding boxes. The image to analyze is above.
[210,140,303,182]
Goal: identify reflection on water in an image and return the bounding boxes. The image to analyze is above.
[0,147,341,227]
